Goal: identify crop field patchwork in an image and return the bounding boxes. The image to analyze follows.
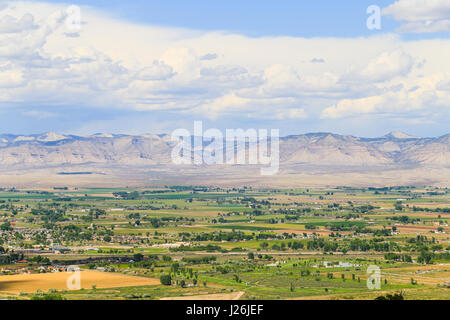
[0,186,448,300]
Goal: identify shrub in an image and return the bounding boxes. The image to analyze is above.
[160,274,172,286]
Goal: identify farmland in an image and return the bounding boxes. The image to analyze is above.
[0,185,448,300]
[0,270,159,294]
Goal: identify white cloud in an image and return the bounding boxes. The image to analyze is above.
[357,50,415,82]
[437,78,450,91]
[0,13,37,33]
[383,0,450,33]
[260,64,343,98]
[321,96,386,119]
[200,53,217,61]
[136,61,175,81]
[0,1,448,128]
[0,65,26,87]
[200,65,248,77]
[321,74,446,119]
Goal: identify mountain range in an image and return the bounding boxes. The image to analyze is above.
[0,131,448,168]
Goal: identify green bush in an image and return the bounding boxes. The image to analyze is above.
[160,274,172,286]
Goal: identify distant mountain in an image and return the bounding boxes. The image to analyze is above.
[0,131,448,168]
[37,132,69,142]
[383,131,418,140]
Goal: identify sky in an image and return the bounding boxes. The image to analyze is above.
[0,0,449,137]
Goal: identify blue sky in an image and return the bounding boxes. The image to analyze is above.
[40,0,450,39]
[42,0,398,37]
[0,0,449,137]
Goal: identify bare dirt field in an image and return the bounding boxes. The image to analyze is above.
[395,225,448,234]
[0,271,160,294]
[1,165,449,189]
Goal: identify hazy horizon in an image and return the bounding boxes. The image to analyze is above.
[0,130,448,140]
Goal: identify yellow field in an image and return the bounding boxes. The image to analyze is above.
[0,271,159,294]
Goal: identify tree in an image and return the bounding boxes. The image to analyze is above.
[31,293,66,300]
[417,251,433,264]
[247,252,255,260]
[133,253,144,262]
[375,291,404,300]
[171,262,180,274]
[0,222,12,231]
[160,274,172,286]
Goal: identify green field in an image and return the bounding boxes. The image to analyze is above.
[0,186,449,300]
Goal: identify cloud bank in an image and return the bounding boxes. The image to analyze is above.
[0,1,448,136]
[383,0,450,33]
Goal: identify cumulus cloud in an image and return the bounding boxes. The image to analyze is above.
[260,64,343,98]
[64,32,80,38]
[136,61,175,81]
[357,50,415,82]
[383,0,450,33]
[200,53,218,61]
[0,68,26,88]
[200,65,248,77]
[0,1,448,132]
[321,96,386,119]
[437,79,450,91]
[0,13,38,33]
[321,76,445,119]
